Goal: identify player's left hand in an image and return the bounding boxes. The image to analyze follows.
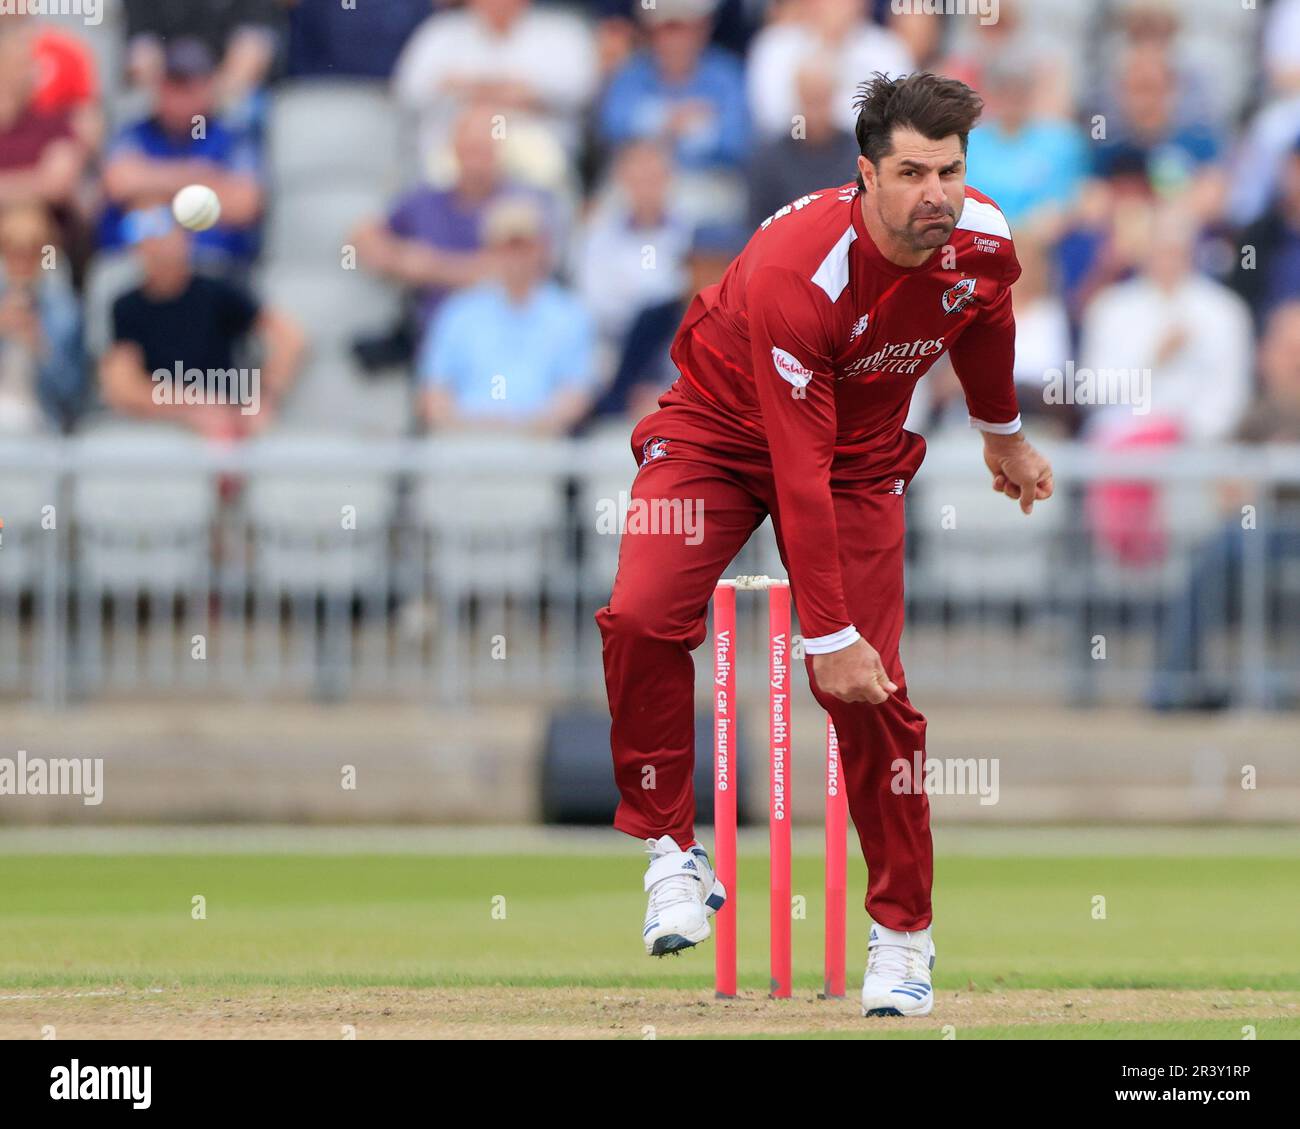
[983,433,1054,515]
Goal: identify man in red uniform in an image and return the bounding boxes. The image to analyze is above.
[596,72,1054,1016]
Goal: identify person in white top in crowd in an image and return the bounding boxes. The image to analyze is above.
[1079,206,1253,446]
[574,140,692,362]
[393,0,598,161]
[746,0,913,141]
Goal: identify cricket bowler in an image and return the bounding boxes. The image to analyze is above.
[595,72,1054,1016]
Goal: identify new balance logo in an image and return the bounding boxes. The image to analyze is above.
[890,479,905,495]
[849,314,870,342]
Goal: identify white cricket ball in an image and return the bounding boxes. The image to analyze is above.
[172,184,222,232]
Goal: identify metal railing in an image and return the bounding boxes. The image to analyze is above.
[2,432,1298,708]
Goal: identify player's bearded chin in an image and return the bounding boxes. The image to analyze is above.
[906,205,955,248]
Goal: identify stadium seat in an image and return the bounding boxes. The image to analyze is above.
[264,184,391,269]
[69,421,217,592]
[907,445,1067,603]
[257,264,408,436]
[81,250,143,359]
[412,435,569,597]
[244,434,399,597]
[267,81,401,192]
[0,438,59,594]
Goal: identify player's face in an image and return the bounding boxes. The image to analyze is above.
[861,128,967,253]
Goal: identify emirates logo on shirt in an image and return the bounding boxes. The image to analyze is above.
[771,347,813,388]
[941,277,978,315]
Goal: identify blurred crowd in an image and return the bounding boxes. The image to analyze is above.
[2,0,1300,444]
[1,0,1299,704]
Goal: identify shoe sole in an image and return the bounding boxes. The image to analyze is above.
[650,933,697,956]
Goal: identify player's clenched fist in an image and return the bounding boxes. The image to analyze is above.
[812,638,898,704]
[983,431,1054,515]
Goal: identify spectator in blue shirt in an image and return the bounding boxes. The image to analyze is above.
[100,39,263,270]
[419,196,597,436]
[598,0,749,173]
[965,50,1087,234]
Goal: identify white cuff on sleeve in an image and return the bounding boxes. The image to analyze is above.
[969,413,1022,435]
[802,625,861,654]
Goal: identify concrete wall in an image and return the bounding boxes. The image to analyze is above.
[0,699,1295,824]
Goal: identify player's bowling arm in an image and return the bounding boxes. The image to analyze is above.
[747,266,854,641]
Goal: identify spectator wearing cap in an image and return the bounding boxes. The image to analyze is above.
[100,38,264,271]
[746,57,861,232]
[746,0,913,142]
[99,206,303,439]
[122,0,280,140]
[394,0,597,163]
[0,202,84,433]
[574,140,692,360]
[352,103,560,348]
[598,0,749,223]
[964,48,1087,238]
[418,196,597,436]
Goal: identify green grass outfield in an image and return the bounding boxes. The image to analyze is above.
[0,827,1297,1038]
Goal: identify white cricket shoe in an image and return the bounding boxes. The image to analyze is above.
[861,921,936,1016]
[641,835,726,957]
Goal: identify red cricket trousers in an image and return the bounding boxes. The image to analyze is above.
[595,399,934,932]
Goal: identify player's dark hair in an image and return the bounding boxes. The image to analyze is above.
[853,72,983,190]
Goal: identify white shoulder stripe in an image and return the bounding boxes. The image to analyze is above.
[810,224,856,303]
[956,198,1012,239]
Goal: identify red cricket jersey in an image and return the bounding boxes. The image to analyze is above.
[662,181,1022,647]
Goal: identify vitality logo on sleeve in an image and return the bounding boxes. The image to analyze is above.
[771,347,813,389]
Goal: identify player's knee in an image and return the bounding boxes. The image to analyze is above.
[596,601,700,646]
